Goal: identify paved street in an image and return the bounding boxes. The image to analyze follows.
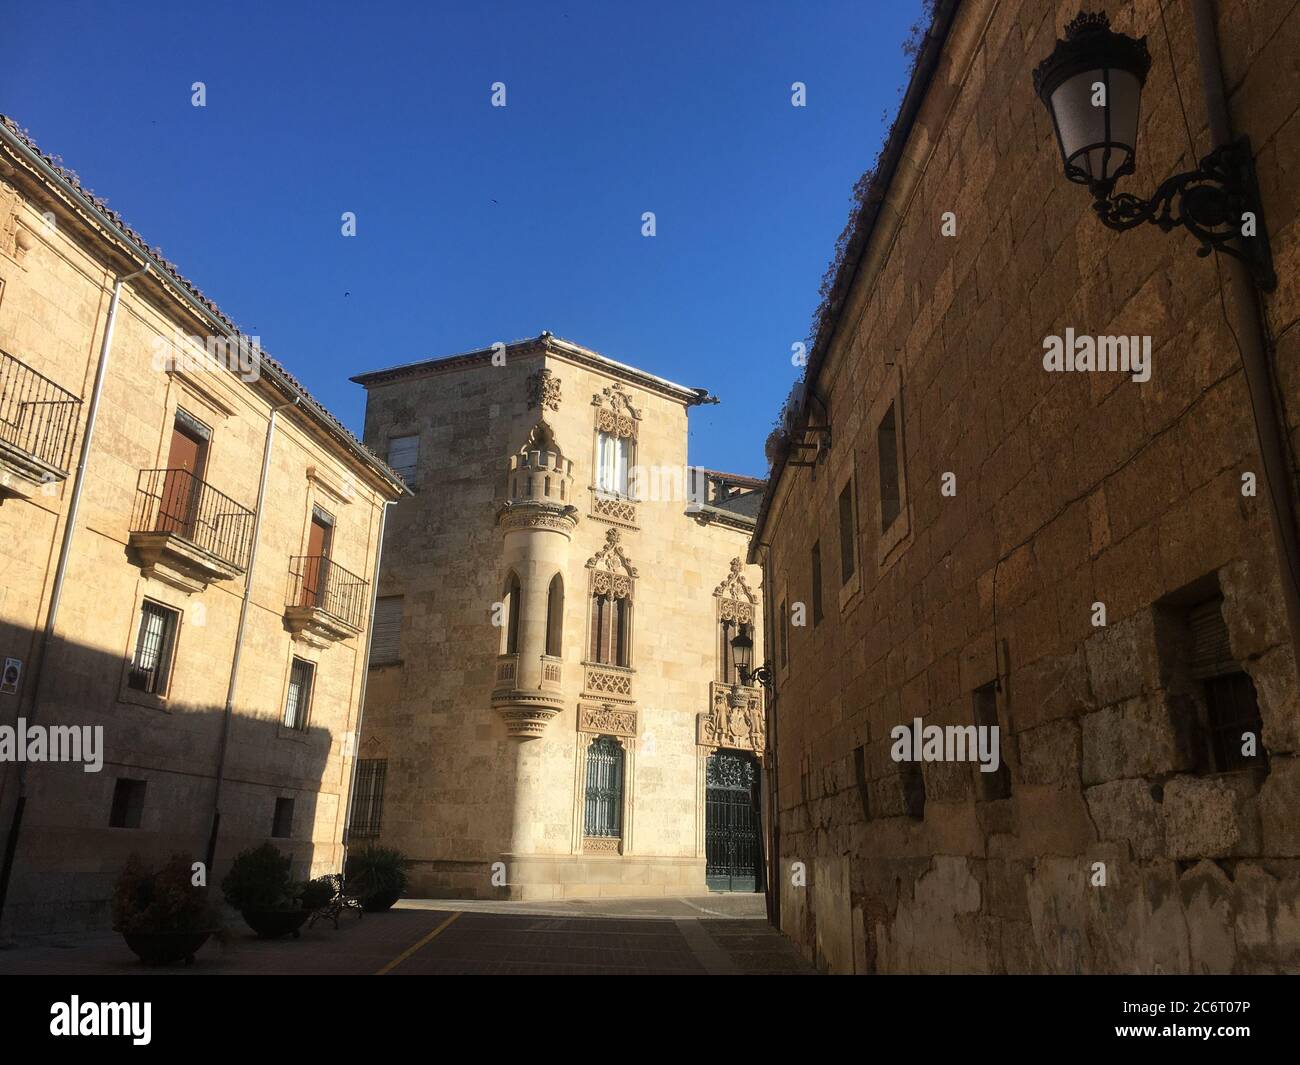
[0,895,814,976]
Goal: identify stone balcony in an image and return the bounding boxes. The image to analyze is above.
[492,652,565,738]
[127,468,254,593]
[0,347,81,500]
[283,554,368,647]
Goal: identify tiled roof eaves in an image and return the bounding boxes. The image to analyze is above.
[352,333,713,407]
[0,115,410,498]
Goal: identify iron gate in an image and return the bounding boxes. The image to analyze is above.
[705,749,762,892]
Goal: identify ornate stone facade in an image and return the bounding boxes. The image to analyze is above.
[354,334,765,901]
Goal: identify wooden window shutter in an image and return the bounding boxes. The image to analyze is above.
[1189,598,1234,679]
[370,595,403,664]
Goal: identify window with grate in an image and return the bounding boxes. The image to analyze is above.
[584,736,624,838]
[1187,598,1266,775]
[127,601,180,695]
[284,657,315,730]
[349,759,387,839]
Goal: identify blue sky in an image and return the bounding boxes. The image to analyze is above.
[5,0,922,476]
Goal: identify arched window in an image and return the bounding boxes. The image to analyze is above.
[584,735,624,838]
[503,572,522,654]
[545,574,564,657]
[589,593,631,667]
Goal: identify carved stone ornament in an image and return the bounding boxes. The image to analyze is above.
[527,368,561,412]
[591,382,641,438]
[579,702,638,737]
[713,557,757,603]
[585,527,638,587]
[697,681,765,753]
[583,836,622,854]
[497,500,579,536]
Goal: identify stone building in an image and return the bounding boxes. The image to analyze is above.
[0,117,407,934]
[750,0,1300,972]
[351,334,766,899]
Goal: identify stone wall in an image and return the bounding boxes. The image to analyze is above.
[759,0,1300,973]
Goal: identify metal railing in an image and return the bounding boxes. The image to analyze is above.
[0,348,82,474]
[132,468,255,571]
[287,554,368,630]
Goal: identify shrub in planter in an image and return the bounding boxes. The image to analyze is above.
[345,845,413,912]
[112,853,220,965]
[221,842,310,939]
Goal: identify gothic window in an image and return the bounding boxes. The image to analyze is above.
[545,574,564,657]
[584,735,624,838]
[585,529,637,668]
[590,593,631,666]
[503,572,522,654]
[713,558,757,684]
[592,383,640,500]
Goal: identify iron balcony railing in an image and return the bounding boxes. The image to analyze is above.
[0,348,82,475]
[132,468,256,571]
[288,554,368,631]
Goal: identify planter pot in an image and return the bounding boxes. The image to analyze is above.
[120,929,212,966]
[241,908,310,939]
[361,890,401,913]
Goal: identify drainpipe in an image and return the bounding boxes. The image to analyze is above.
[0,262,149,927]
[755,541,781,929]
[339,498,393,879]
[1190,0,1300,682]
[204,395,300,873]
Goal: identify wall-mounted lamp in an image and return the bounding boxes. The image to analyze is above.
[1032,10,1275,289]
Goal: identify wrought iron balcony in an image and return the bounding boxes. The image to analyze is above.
[0,347,82,491]
[129,468,255,591]
[284,555,369,643]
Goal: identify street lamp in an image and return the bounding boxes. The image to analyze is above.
[1032,10,1275,289]
[730,626,771,690]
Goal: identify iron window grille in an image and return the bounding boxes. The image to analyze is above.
[584,736,624,838]
[127,600,180,695]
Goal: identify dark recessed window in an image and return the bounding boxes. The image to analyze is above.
[109,778,146,828]
[838,483,856,584]
[811,541,824,626]
[901,762,925,820]
[127,600,180,695]
[1185,597,1267,775]
[878,403,901,531]
[272,797,294,838]
[973,683,1012,800]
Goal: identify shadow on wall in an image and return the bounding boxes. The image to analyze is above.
[0,633,338,936]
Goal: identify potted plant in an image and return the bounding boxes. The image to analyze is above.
[221,842,312,939]
[112,853,220,965]
[345,845,413,912]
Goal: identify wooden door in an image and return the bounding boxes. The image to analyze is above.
[301,511,333,606]
[157,417,208,535]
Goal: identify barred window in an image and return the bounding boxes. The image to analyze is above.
[284,657,315,730]
[127,600,180,695]
[349,759,387,839]
[584,736,624,838]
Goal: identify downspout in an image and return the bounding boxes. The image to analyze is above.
[755,540,780,929]
[0,262,149,926]
[339,499,393,878]
[1190,1,1300,682]
[204,395,300,872]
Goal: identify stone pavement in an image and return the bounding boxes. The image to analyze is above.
[0,895,815,975]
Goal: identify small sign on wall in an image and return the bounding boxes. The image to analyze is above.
[1,658,21,695]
